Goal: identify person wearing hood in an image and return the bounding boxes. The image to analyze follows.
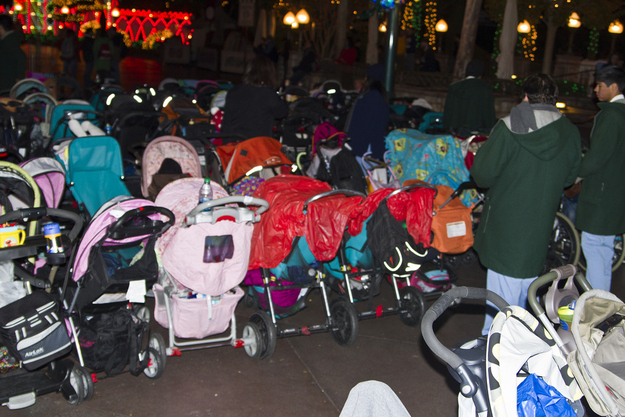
[442,59,496,137]
[575,65,625,292]
[470,74,581,335]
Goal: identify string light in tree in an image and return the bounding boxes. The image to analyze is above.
[423,1,437,49]
[401,0,422,37]
[587,27,599,56]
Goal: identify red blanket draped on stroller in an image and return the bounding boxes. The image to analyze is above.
[249,175,363,269]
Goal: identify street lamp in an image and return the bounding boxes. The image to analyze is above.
[283,11,295,26]
[567,12,580,54]
[295,9,309,24]
[608,20,623,55]
[517,20,531,34]
[435,19,447,52]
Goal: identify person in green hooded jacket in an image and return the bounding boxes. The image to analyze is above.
[576,65,625,292]
[470,74,581,335]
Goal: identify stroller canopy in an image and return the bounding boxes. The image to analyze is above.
[248,175,362,270]
[20,157,66,209]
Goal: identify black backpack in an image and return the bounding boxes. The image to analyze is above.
[316,148,368,194]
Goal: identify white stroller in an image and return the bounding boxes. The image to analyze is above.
[153,177,268,356]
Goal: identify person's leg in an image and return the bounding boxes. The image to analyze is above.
[83,61,94,96]
[70,59,77,78]
[62,60,69,76]
[581,231,615,291]
[482,270,536,335]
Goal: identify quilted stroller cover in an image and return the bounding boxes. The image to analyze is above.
[385,129,477,207]
[155,177,252,296]
[248,175,362,270]
[141,135,203,198]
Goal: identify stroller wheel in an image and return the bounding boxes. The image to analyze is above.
[74,365,94,402]
[67,366,86,406]
[242,321,262,358]
[133,305,151,323]
[143,347,165,379]
[330,298,359,346]
[247,312,277,359]
[398,286,426,327]
[149,333,168,363]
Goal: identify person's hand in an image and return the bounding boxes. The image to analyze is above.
[564,181,582,199]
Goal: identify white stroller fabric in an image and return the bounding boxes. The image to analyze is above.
[568,289,625,416]
[487,305,582,417]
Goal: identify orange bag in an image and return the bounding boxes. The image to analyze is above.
[430,184,473,254]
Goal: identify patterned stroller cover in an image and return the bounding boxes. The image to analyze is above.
[60,136,130,215]
[153,178,251,338]
[70,196,174,310]
[19,157,65,209]
[140,135,202,198]
[385,129,477,207]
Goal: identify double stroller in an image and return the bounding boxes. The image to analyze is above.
[152,177,268,356]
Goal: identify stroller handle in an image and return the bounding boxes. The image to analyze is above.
[303,190,366,211]
[421,287,508,370]
[526,265,592,318]
[185,196,269,225]
[108,206,175,240]
[0,207,84,242]
[385,182,438,201]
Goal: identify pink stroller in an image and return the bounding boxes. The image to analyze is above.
[153,177,268,356]
[19,157,66,209]
[140,135,203,200]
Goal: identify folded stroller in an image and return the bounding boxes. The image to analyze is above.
[141,135,203,199]
[152,177,268,356]
[244,175,364,358]
[422,284,583,417]
[63,196,174,380]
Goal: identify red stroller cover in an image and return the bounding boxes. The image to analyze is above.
[249,175,362,269]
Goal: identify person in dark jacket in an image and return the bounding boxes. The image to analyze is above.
[576,65,625,291]
[442,59,496,136]
[0,14,26,92]
[221,55,289,143]
[289,40,316,86]
[344,64,389,159]
[81,28,95,96]
[470,74,581,335]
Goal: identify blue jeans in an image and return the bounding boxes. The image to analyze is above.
[581,232,614,291]
[482,269,536,335]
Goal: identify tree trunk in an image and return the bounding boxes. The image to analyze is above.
[366,13,379,65]
[542,19,557,75]
[334,0,348,59]
[453,0,483,79]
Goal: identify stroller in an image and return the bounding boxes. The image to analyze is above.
[527,265,625,416]
[244,175,364,359]
[0,97,45,162]
[46,102,102,145]
[63,196,174,380]
[152,177,268,356]
[53,135,131,215]
[207,136,292,193]
[422,281,583,417]
[140,135,203,200]
[19,157,66,209]
[0,206,91,409]
[320,182,437,327]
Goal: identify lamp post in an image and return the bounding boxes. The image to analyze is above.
[609,20,623,55]
[567,12,580,54]
[517,20,531,34]
[295,8,309,52]
[435,19,447,53]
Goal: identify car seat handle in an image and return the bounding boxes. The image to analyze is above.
[108,206,175,240]
[385,182,438,202]
[303,190,366,212]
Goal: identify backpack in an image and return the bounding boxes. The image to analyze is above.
[98,42,112,60]
[61,37,74,59]
[316,148,367,193]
